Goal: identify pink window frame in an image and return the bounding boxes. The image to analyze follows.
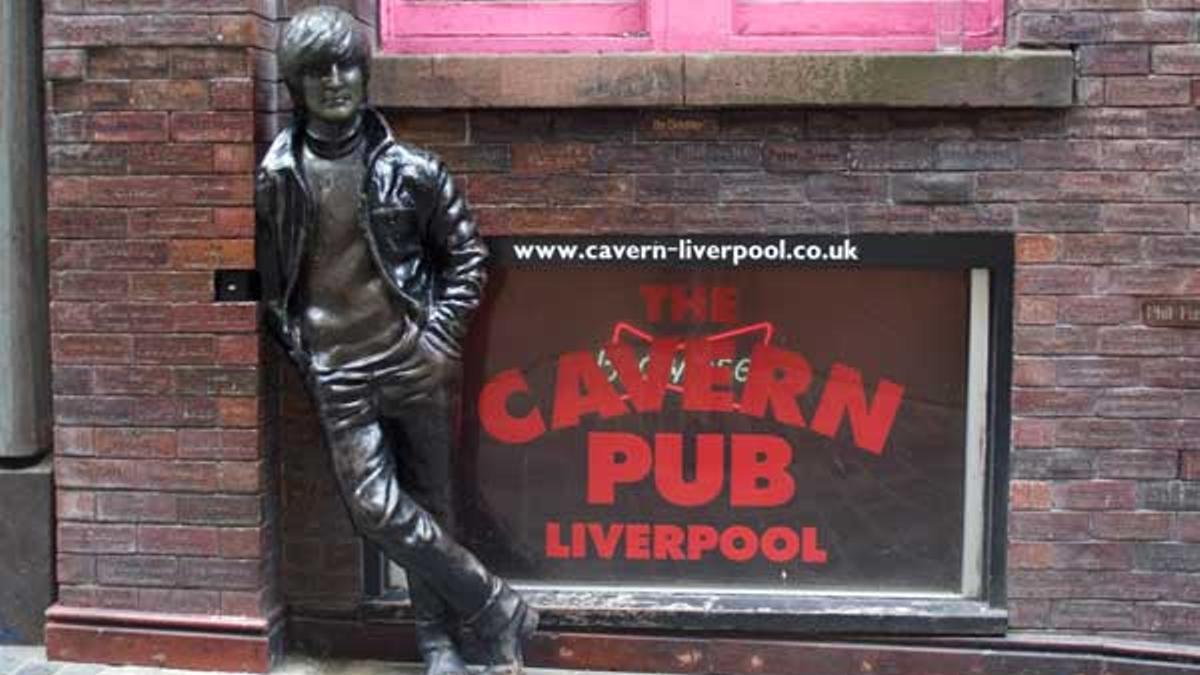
[380,0,1003,54]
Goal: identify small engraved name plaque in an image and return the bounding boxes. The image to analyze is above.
[1142,299,1200,328]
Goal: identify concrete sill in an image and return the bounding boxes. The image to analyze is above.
[370,51,1074,109]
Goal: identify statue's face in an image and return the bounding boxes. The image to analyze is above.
[301,62,365,124]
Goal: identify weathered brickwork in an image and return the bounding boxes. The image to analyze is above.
[42,0,280,622]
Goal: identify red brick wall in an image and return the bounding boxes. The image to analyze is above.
[43,1,279,624]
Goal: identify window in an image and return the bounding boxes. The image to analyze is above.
[381,0,1003,54]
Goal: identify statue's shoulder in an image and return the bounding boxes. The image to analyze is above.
[259,125,298,176]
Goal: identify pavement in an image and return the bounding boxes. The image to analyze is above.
[0,646,628,675]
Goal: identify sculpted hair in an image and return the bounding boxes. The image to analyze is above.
[278,5,370,113]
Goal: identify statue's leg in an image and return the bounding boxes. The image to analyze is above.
[383,398,470,675]
[311,368,496,619]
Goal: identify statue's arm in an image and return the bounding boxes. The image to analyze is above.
[254,168,302,359]
[422,161,489,360]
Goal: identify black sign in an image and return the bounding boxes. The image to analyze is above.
[449,235,1005,596]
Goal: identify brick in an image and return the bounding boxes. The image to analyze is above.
[1184,451,1200,478]
[935,141,1017,170]
[674,143,762,172]
[1015,266,1095,295]
[58,522,137,553]
[510,143,594,174]
[1053,481,1137,510]
[58,555,96,584]
[53,333,133,365]
[1136,543,1200,571]
[168,239,255,269]
[1145,236,1200,265]
[1057,296,1139,325]
[1011,480,1054,510]
[96,491,178,522]
[175,368,259,397]
[806,174,885,202]
[1100,140,1188,170]
[1017,203,1102,232]
[1096,390,1183,418]
[218,396,259,427]
[210,79,254,111]
[139,525,220,556]
[1079,45,1150,75]
[1015,326,1097,354]
[45,49,87,80]
[1144,358,1200,388]
[1099,267,1196,294]
[179,494,261,525]
[1009,600,1051,628]
[216,336,259,365]
[179,557,261,590]
[1177,513,1200,540]
[1147,108,1200,137]
[1106,77,1193,106]
[49,144,129,175]
[171,303,256,332]
[58,490,97,520]
[178,428,258,461]
[218,460,262,493]
[1100,203,1188,232]
[638,112,720,140]
[1154,45,1200,74]
[385,111,468,144]
[92,427,175,458]
[127,143,213,175]
[1010,512,1091,541]
[171,112,254,142]
[763,143,848,172]
[1096,450,1179,478]
[1138,604,1200,634]
[1016,234,1058,263]
[53,366,93,395]
[130,272,211,301]
[1139,482,1200,510]
[138,588,221,615]
[1052,600,1138,630]
[1012,448,1096,479]
[91,112,168,143]
[127,208,211,238]
[172,175,256,205]
[212,144,256,173]
[1017,296,1057,325]
[1014,357,1056,386]
[1056,419,1139,448]
[169,48,249,79]
[218,528,263,559]
[54,395,136,425]
[1091,512,1173,540]
[891,173,973,204]
[1016,12,1105,45]
[134,335,214,365]
[1105,11,1196,42]
[44,15,126,47]
[848,142,934,170]
[97,555,178,587]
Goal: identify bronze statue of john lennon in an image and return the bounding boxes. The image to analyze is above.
[255,7,537,675]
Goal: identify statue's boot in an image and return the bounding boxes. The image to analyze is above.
[468,583,539,675]
[411,576,470,675]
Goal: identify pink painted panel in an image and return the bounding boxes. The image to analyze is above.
[380,0,1004,52]
[384,1,647,37]
[734,0,1001,43]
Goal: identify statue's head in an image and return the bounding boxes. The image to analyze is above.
[278,6,370,125]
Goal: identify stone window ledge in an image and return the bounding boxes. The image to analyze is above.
[369,50,1074,109]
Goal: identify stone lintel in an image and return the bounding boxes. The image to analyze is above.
[370,51,1074,109]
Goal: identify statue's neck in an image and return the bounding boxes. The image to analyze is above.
[305,114,364,159]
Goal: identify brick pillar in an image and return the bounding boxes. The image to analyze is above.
[42,3,282,671]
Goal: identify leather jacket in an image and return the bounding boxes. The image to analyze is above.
[255,107,488,362]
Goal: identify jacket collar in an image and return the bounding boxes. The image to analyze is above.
[268,106,395,175]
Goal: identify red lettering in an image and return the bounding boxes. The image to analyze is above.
[686,525,719,560]
[682,339,735,412]
[606,340,678,413]
[552,351,628,430]
[802,527,828,563]
[719,525,758,562]
[571,522,585,558]
[587,432,652,505]
[653,525,686,560]
[810,363,905,455]
[730,434,795,507]
[670,285,707,322]
[626,523,651,559]
[761,526,800,563]
[740,344,811,428]
[587,522,623,559]
[639,284,670,323]
[711,286,737,324]
[545,522,569,559]
[655,433,724,507]
[479,369,546,444]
